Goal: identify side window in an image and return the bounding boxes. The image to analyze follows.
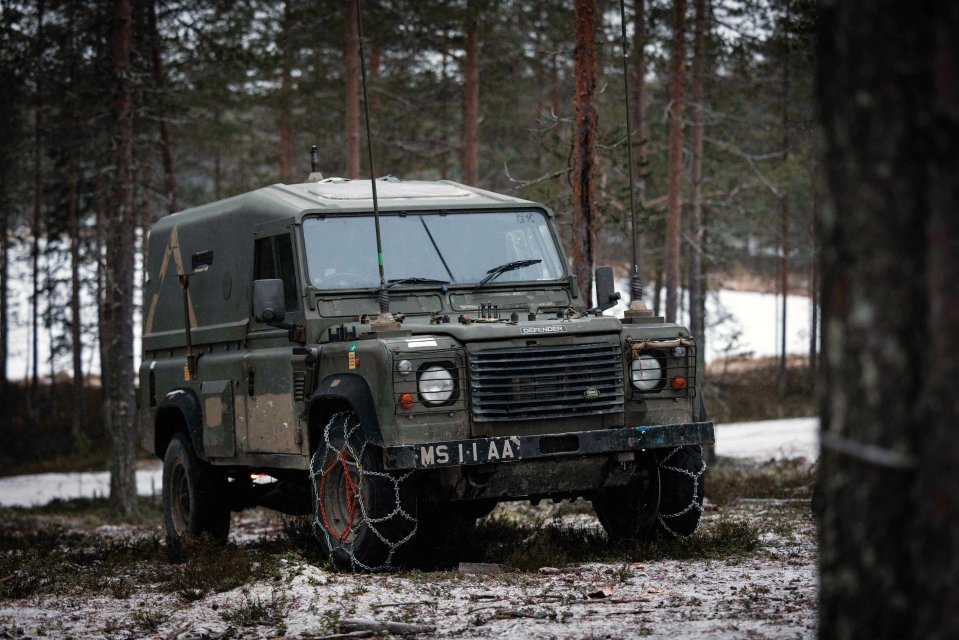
[253,234,299,314]
[254,237,275,281]
[274,235,298,312]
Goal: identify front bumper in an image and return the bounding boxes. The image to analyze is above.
[382,421,714,470]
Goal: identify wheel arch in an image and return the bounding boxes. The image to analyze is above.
[307,374,383,454]
[155,388,206,461]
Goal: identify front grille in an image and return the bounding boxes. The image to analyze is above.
[469,342,625,422]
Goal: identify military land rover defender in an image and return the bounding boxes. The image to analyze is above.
[139,176,714,570]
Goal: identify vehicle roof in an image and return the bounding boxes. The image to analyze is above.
[151,177,545,236]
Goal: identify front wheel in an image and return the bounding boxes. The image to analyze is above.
[655,445,706,538]
[162,433,230,542]
[592,464,661,542]
[310,412,417,571]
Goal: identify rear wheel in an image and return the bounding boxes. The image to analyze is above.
[162,433,230,542]
[310,411,417,571]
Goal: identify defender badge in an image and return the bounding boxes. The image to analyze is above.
[583,388,600,399]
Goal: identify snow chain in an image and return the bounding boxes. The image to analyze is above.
[656,444,707,538]
[309,412,417,571]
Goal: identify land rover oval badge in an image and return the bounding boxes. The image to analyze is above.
[583,388,600,399]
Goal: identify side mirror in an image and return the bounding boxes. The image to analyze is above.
[592,266,621,315]
[253,279,286,323]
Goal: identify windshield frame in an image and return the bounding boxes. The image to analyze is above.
[300,208,568,292]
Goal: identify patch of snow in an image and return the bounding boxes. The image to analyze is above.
[611,280,816,362]
[716,417,820,462]
[0,464,162,508]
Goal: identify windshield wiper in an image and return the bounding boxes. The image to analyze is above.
[387,277,451,288]
[477,259,542,287]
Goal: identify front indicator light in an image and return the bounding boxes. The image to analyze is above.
[399,393,415,409]
[671,377,687,389]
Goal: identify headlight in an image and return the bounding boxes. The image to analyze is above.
[631,355,663,391]
[418,366,455,405]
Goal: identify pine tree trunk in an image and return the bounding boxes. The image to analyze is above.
[106,0,137,515]
[778,6,791,393]
[688,0,707,348]
[664,0,686,323]
[69,167,84,444]
[279,66,294,181]
[344,0,360,179]
[631,0,649,297]
[817,2,959,637]
[461,0,480,186]
[653,266,663,317]
[149,0,178,214]
[30,0,45,417]
[369,41,382,113]
[571,0,598,308]
[277,2,295,183]
[0,205,7,392]
[214,144,222,200]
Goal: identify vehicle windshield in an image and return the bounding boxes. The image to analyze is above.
[302,210,566,289]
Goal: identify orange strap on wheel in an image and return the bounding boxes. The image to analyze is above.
[318,450,359,542]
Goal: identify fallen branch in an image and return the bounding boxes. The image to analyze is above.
[0,575,14,585]
[306,631,374,640]
[737,498,811,504]
[369,600,435,610]
[338,619,436,635]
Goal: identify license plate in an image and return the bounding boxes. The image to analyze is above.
[417,436,523,468]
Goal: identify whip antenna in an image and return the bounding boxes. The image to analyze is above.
[355,0,399,329]
[619,0,651,316]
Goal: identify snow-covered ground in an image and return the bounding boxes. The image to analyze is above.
[715,417,819,462]
[611,280,815,362]
[0,417,819,508]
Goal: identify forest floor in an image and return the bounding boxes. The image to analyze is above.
[0,458,817,639]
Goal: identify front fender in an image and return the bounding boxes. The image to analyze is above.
[308,374,383,449]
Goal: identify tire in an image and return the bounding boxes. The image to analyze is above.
[310,411,417,571]
[592,463,661,543]
[162,432,231,542]
[655,445,706,538]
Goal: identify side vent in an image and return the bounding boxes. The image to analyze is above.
[293,372,307,402]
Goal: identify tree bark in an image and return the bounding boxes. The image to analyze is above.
[688,0,707,349]
[778,4,791,393]
[817,2,959,637]
[279,65,294,182]
[461,0,480,186]
[664,0,686,323]
[69,165,84,444]
[30,0,45,416]
[106,0,138,514]
[278,2,294,183]
[0,204,6,392]
[571,0,599,308]
[344,0,360,179]
[149,0,178,213]
[632,0,649,273]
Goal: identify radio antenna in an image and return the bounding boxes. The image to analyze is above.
[619,0,651,317]
[355,0,399,330]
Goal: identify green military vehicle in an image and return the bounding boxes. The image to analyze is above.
[139,175,714,570]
